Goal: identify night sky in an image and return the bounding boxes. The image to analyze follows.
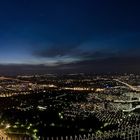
[0,0,140,75]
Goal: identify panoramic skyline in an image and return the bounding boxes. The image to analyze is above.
[0,0,140,74]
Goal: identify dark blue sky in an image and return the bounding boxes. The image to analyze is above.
[0,0,140,74]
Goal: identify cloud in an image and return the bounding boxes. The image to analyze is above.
[0,55,140,75]
[77,51,117,60]
[54,56,140,73]
[31,37,140,72]
[33,43,81,58]
[32,41,117,62]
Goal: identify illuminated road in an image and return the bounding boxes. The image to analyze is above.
[123,105,140,112]
[114,100,140,103]
[113,79,140,91]
[0,130,9,139]
[0,76,29,83]
[113,79,140,112]
[55,94,66,99]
